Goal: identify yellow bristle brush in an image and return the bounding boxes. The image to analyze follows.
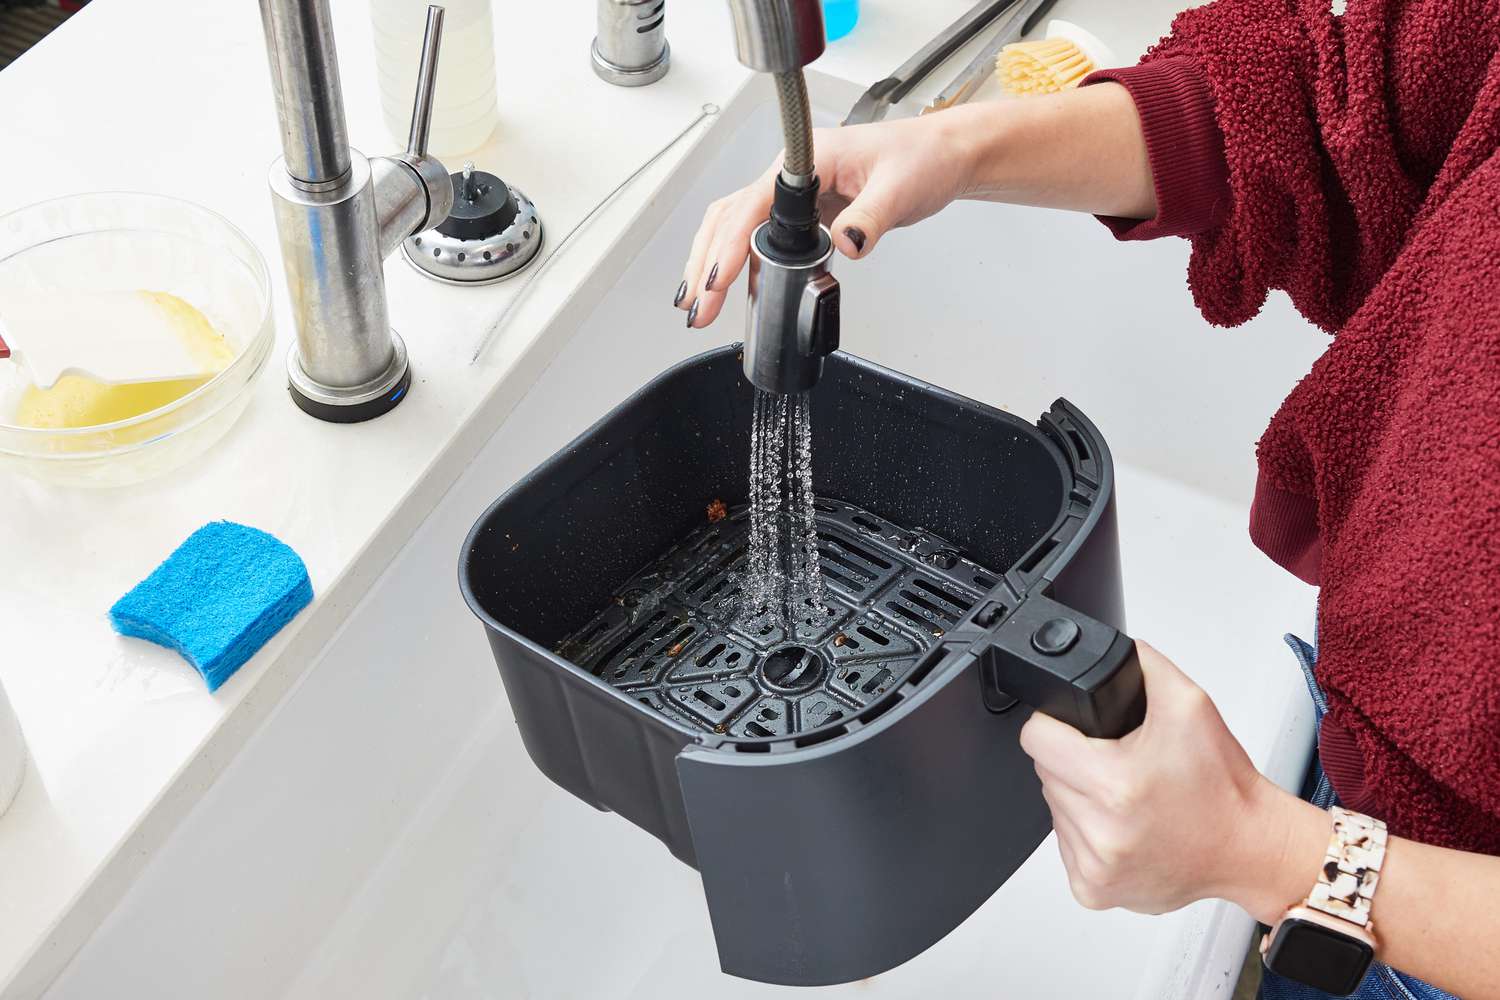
[997,21,1114,97]
[1000,38,1093,94]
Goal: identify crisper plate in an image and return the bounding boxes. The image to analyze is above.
[556,498,1002,739]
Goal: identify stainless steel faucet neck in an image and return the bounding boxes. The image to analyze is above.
[258,0,351,187]
[258,1,454,422]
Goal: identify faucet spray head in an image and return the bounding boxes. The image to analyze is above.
[728,0,840,394]
[743,215,840,394]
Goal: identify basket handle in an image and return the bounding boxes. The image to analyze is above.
[975,593,1145,739]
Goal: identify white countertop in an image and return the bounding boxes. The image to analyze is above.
[0,1,1214,995]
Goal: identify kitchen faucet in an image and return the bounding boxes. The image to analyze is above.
[725,0,841,395]
[257,0,455,422]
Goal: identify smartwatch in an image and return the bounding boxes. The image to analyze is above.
[1260,806,1386,997]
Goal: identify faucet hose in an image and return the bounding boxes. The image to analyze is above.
[765,68,822,260]
[773,70,815,182]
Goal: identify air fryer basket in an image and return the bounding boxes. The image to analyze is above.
[461,345,1142,986]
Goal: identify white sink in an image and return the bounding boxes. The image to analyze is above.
[42,76,1325,1000]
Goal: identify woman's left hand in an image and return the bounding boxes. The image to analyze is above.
[1019,641,1321,920]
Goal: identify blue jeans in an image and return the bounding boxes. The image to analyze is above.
[1256,634,1458,1000]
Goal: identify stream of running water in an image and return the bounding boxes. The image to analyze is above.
[740,388,825,633]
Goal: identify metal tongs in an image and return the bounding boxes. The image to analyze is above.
[842,0,1058,126]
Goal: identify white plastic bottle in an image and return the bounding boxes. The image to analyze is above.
[0,679,25,819]
[370,0,501,158]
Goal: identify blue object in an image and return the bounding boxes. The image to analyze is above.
[823,0,858,41]
[109,521,313,692]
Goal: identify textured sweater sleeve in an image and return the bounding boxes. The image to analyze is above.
[1089,0,1500,332]
[1084,58,1230,241]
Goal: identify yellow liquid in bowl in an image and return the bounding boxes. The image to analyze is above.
[15,373,217,428]
[12,291,233,430]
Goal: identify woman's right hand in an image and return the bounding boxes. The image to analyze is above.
[676,113,975,328]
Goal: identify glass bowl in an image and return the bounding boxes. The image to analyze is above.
[0,192,273,488]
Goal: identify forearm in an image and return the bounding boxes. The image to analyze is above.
[944,83,1156,220]
[1229,781,1500,998]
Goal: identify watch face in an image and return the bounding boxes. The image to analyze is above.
[1264,917,1374,997]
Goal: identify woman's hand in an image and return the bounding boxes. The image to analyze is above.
[675,113,976,328]
[1020,641,1328,920]
[674,83,1159,328]
[1025,643,1500,998]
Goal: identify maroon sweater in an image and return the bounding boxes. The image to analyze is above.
[1085,0,1500,856]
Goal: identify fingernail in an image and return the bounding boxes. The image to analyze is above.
[844,226,867,254]
[674,280,687,307]
[686,299,699,328]
[705,262,720,292]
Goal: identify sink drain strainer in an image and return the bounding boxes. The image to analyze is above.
[402,163,543,285]
[557,498,1000,740]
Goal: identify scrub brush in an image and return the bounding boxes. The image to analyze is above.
[998,20,1114,96]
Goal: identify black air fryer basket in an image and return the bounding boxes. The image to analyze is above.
[460,345,1143,986]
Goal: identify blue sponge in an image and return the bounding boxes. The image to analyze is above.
[109,521,313,692]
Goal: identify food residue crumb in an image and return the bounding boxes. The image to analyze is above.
[706,498,727,523]
[667,641,686,657]
[833,632,847,646]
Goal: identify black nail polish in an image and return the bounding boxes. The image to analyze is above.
[705,262,720,291]
[674,280,687,307]
[687,299,699,328]
[844,226,867,254]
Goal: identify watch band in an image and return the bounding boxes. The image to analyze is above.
[1306,806,1387,928]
